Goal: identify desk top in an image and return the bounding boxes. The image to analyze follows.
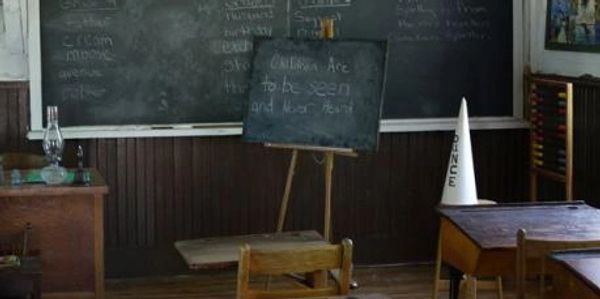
[438,201,600,249]
[0,168,108,197]
[175,230,328,269]
[551,249,600,295]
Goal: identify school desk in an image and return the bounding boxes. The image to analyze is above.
[436,201,600,299]
[0,168,108,298]
[551,249,600,298]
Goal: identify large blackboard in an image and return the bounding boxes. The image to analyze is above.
[39,0,512,127]
[243,38,387,151]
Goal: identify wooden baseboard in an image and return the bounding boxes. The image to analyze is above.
[43,292,95,299]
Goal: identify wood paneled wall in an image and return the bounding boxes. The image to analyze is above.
[85,130,530,265]
[0,82,32,152]
[0,82,533,270]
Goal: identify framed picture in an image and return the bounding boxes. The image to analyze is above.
[546,0,600,52]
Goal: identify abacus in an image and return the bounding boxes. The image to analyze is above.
[529,78,574,201]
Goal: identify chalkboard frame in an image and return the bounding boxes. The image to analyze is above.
[26,0,528,140]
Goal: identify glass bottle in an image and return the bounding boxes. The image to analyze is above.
[40,106,67,185]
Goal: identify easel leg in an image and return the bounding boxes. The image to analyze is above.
[269,150,299,290]
[277,150,299,232]
[324,152,335,241]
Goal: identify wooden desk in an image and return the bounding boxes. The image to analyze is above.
[175,230,327,269]
[551,249,600,298]
[0,169,108,298]
[437,201,600,299]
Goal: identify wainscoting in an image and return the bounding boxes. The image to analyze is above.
[0,81,538,277]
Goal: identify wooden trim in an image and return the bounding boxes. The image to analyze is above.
[380,117,528,132]
[0,169,109,197]
[28,0,43,133]
[43,292,95,299]
[0,82,29,89]
[265,143,357,157]
[94,193,105,299]
[566,82,574,201]
[533,73,600,88]
[324,152,334,241]
[530,78,574,87]
[437,200,585,213]
[0,185,108,197]
[25,118,530,140]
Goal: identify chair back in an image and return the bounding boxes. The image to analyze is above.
[516,228,600,299]
[237,238,353,299]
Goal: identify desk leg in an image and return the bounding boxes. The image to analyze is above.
[94,194,105,299]
[449,266,463,299]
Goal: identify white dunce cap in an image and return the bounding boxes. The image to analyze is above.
[440,98,478,206]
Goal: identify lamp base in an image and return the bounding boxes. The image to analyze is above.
[40,164,67,185]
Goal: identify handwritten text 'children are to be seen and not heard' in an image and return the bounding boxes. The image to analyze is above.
[250,53,355,116]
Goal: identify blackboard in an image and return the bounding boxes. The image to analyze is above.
[243,38,387,151]
[38,0,513,127]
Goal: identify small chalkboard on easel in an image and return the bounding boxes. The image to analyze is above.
[242,19,388,241]
[243,37,388,151]
[529,78,574,201]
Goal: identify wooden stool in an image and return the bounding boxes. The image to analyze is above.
[432,200,504,299]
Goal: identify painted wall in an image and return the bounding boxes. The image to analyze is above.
[0,0,28,80]
[530,0,600,77]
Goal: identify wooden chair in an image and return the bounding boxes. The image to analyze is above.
[237,238,353,299]
[516,228,600,299]
[0,223,41,299]
[433,200,504,299]
[0,153,47,170]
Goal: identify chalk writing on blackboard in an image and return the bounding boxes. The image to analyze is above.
[39,0,512,128]
[243,38,388,151]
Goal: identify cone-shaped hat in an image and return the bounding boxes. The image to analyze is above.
[441,98,478,205]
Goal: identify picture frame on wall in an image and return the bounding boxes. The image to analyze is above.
[546,0,600,52]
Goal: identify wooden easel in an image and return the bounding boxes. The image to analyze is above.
[528,78,574,201]
[272,144,357,241]
[271,19,358,242]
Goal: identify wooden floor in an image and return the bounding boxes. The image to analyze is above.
[106,264,531,299]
